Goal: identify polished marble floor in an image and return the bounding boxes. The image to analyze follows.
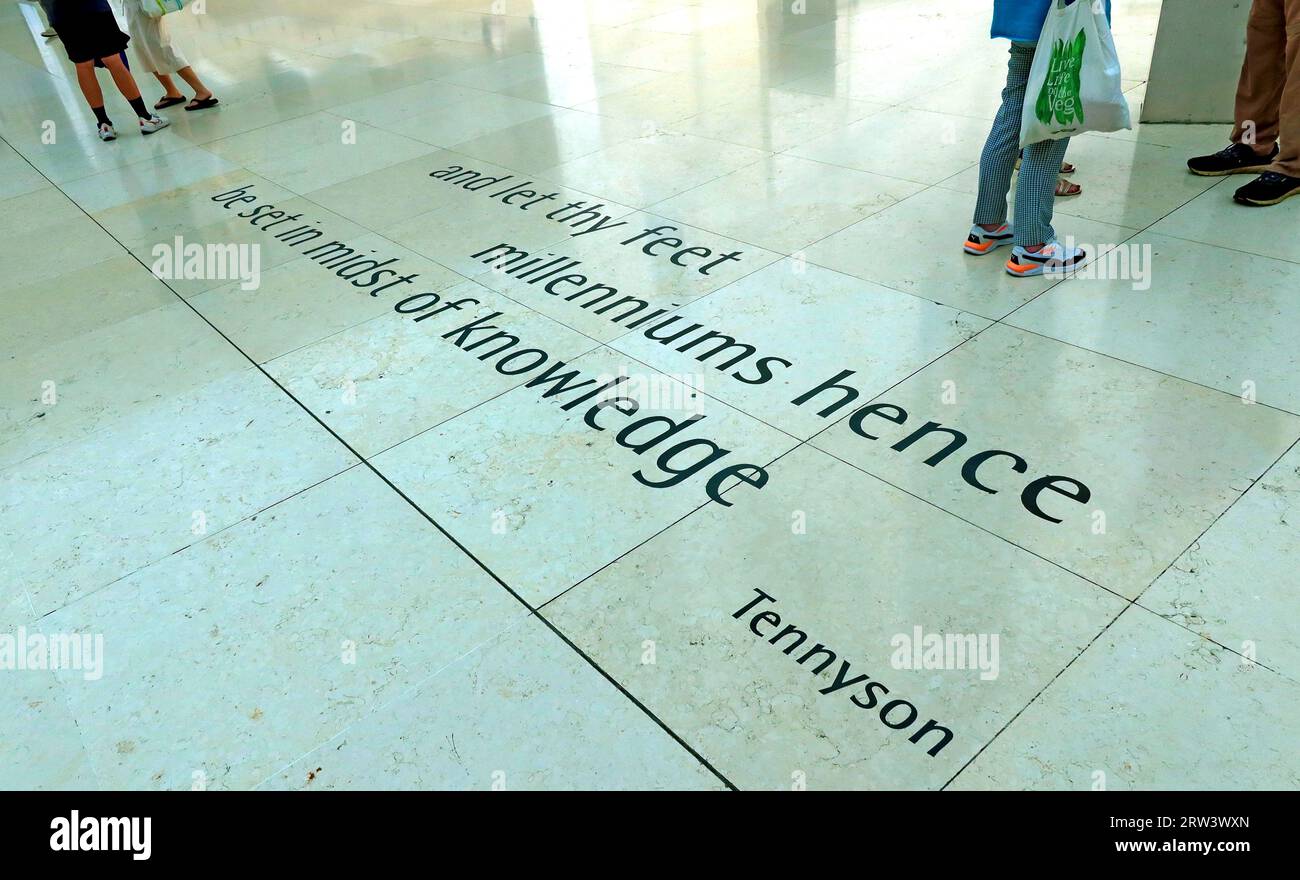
[2,0,1298,791]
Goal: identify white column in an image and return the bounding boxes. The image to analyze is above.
[1142,0,1252,123]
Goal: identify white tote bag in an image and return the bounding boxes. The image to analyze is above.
[1019,0,1131,146]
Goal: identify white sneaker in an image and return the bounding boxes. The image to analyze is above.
[1005,240,1087,278]
[963,223,1015,255]
[138,114,170,134]
[98,122,116,142]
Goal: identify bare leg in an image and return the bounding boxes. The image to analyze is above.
[74,60,105,108]
[99,52,142,102]
[154,72,184,99]
[175,66,213,101]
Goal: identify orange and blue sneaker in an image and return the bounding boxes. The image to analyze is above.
[963,223,1015,255]
[1005,240,1086,278]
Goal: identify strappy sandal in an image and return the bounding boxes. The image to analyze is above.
[1055,177,1082,197]
[154,95,185,109]
[185,96,219,111]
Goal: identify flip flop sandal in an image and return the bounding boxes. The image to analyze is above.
[185,96,219,111]
[1055,177,1082,197]
[154,96,185,110]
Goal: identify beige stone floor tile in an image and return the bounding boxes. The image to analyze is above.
[265,278,603,457]
[652,153,923,253]
[804,186,1139,319]
[668,89,887,153]
[2,370,355,617]
[188,232,464,363]
[950,606,1300,790]
[470,210,780,342]
[540,130,767,207]
[261,615,722,791]
[372,346,799,604]
[812,324,1300,599]
[546,444,1127,790]
[610,259,987,438]
[0,256,174,359]
[1,302,252,467]
[205,111,438,194]
[1009,232,1300,413]
[1140,441,1300,682]
[39,465,529,790]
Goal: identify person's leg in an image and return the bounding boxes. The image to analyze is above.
[1014,136,1071,247]
[1232,0,1300,201]
[1266,0,1300,175]
[154,72,184,99]
[99,52,160,123]
[174,66,213,101]
[74,60,115,135]
[73,60,105,109]
[973,43,1035,229]
[1231,0,1286,156]
[100,51,142,102]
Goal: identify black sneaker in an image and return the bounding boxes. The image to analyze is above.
[1233,171,1300,206]
[1187,142,1279,176]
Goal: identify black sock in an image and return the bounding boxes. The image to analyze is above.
[91,105,111,127]
[127,96,152,120]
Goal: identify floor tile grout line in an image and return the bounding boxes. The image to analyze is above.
[807,438,1132,599]
[251,613,537,791]
[536,438,810,613]
[992,313,1300,420]
[1135,224,1300,268]
[16,132,802,460]
[983,175,1300,418]
[939,601,1137,791]
[537,315,1140,705]
[347,339,607,462]
[1125,433,1300,646]
[530,371,1138,794]
[767,150,1300,778]
[5,138,739,793]
[43,59,583,189]
[1129,594,1298,684]
[30,458,366,623]
[941,586,1300,790]
[787,311,1300,612]
[18,103,324,187]
[815,422,1297,686]
[736,284,1290,604]
[991,174,1229,325]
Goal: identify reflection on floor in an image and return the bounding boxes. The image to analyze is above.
[2,0,1298,791]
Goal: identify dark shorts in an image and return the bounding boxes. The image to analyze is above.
[51,1,130,64]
